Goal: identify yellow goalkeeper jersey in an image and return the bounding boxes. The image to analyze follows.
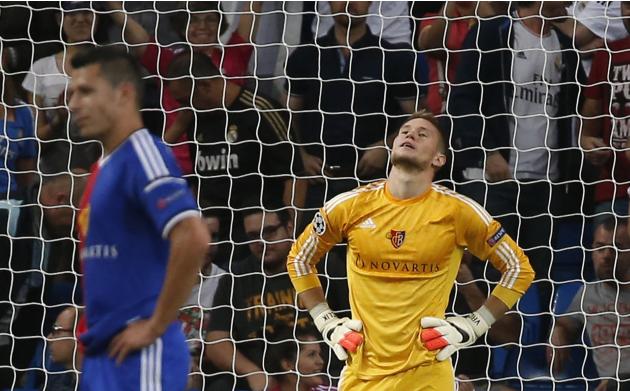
[288,180,534,380]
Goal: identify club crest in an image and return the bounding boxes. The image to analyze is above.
[387,229,406,249]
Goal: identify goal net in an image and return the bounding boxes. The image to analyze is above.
[0,1,628,390]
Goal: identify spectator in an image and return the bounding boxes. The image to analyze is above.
[203,203,310,391]
[0,165,86,388]
[135,1,262,175]
[267,328,334,391]
[178,211,226,391]
[284,1,422,208]
[548,217,630,388]
[417,2,507,116]
[581,4,630,222]
[46,306,83,391]
[0,44,37,198]
[312,1,413,45]
[205,204,349,391]
[448,1,585,286]
[166,52,304,213]
[554,2,628,72]
[21,1,146,141]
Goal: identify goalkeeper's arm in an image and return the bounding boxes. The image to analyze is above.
[299,287,363,361]
[420,295,508,361]
[420,220,534,361]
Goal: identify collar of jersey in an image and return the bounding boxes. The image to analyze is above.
[383,182,433,205]
[99,127,148,168]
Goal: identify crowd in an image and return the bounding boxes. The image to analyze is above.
[0,1,628,390]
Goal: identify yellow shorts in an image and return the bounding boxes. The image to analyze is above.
[338,360,454,391]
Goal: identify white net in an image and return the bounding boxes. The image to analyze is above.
[0,1,628,390]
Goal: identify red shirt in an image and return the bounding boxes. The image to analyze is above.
[419,12,471,115]
[584,37,630,203]
[140,33,254,174]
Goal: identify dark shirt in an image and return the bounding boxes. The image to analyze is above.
[208,255,311,365]
[192,88,302,208]
[286,28,421,170]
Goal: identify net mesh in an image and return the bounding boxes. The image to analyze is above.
[0,1,628,390]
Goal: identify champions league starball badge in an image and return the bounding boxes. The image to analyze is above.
[313,212,326,236]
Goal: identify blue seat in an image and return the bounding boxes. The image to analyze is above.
[551,218,594,282]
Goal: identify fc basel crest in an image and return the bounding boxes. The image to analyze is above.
[387,229,406,249]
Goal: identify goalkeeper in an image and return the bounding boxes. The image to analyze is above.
[287,110,534,389]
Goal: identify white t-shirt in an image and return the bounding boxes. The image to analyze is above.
[22,54,69,110]
[567,282,630,378]
[508,21,562,181]
[179,264,227,351]
[574,1,628,42]
[312,1,412,45]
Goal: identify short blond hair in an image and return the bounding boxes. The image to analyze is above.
[400,110,446,154]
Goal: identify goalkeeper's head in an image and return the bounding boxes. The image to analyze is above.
[391,110,448,175]
[68,47,144,141]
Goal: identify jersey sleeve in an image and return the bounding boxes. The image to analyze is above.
[287,192,355,293]
[129,132,198,239]
[564,286,586,327]
[455,196,535,309]
[256,102,303,175]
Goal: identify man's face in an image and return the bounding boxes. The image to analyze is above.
[391,118,445,171]
[614,224,630,282]
[329,2,371,29]
[47,308,77,368]
[186,12,220,45]
[68,64,119,140]
[592,225,616,281]
[41,175,86,237]
[243,212,293,269]
[61,10,96,43]
[169,79,214,111]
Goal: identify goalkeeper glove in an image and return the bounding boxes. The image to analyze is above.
[310,302,363,361]
[420,307,494,361]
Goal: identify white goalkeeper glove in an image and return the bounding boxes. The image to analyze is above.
[420,306,494,361]
[310,302,363,361]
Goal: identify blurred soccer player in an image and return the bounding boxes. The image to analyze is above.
[68,47,209,391]
[287,110,535,389]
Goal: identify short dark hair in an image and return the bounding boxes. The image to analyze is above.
[166,51,221,81]
[400,110,447,154]
[170,1,229,39]
[597,215,628,234]
[265,325,321,377]
[71,46,144,106]
[240,200,292,227]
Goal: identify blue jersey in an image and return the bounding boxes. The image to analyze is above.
[0,105,37,195]
[78,128,198,354]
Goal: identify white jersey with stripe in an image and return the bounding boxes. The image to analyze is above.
[287,180,534,380]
